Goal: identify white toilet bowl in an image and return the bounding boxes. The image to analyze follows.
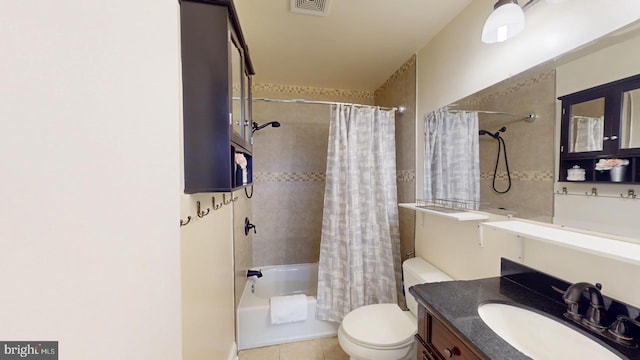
[337,258,452,360]
[338,303,416,360]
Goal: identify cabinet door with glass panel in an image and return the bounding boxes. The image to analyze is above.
[618,77,640,156]
[561,92,610,159]
[230,30,252,150]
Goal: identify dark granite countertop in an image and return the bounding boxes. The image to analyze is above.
[409,259,639,360]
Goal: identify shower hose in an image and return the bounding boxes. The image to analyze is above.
[490,135,511,193]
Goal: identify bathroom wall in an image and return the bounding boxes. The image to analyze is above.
[1,1,183,359]
[233,189,252,309]
[251,85,375,266]
[453,65,555,222]
[375,55,418,262]
[180,193,235,360]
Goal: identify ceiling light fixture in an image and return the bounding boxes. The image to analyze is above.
[481,0,541,44]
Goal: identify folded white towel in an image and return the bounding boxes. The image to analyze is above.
[270,294,307,325]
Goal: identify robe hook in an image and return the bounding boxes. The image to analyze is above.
[212,196,223,210]
[621,189,636,199]
[197,201,210,218]
[180,216,192,227]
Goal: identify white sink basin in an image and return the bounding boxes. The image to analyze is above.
[477,303,621,360]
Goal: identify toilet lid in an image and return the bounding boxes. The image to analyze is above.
[341,303,417,348]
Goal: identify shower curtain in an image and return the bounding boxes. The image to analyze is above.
[316,104,401,323]
[424,107,479,209]
[572,116,604,152]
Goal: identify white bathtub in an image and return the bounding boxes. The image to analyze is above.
[237,263,339,350]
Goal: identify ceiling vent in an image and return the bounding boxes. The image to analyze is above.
[290,0,330,17]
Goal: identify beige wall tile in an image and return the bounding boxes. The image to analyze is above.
[377,55,417,267]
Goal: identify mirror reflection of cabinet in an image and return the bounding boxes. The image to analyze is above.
[180,0,254,193]
[559,74,640,183]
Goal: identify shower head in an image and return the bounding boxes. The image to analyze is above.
[252,121,281,133]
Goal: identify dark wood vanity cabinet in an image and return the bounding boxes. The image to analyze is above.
[417,305,483,360]
[180,0,255,193]
[559,73,640,183]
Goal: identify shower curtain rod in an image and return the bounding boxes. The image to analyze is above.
[449,109,537,122]
[251,97,406,113]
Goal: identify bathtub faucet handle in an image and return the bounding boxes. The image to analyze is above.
[247,269,263,278]
[244,217,256,235]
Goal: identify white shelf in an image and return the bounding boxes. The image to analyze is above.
[398,203,489,221]
[482,220,640,266]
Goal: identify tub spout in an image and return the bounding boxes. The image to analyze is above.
[247,269,262,278]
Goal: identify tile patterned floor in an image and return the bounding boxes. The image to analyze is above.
[238,337,349,360]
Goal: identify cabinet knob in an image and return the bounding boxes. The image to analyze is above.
[603,136,610,141]
[611,135,619,140]
[444,347,455,358]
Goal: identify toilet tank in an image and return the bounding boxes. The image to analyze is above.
[403,257,452,317]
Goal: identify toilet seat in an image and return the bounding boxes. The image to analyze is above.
[340,303,416,349]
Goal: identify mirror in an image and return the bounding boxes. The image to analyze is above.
[243,66,251,143]
[440,20,640,225]
[230,37,243,138]
[568,98,605,153]
[621,88,640,149]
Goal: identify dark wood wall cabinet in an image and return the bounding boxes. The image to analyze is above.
[416,305,484,360]
[559,73,640,183]
[180,0,255,193]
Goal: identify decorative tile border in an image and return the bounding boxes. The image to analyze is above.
[254,172,326,182]
[480,170,554,181]
[374,55,416,98]
[251,83,375,100]
[255,170,550,182]
[254,170,416,182]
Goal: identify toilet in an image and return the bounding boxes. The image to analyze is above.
[337,257,452,360]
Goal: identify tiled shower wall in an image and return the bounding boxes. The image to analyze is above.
[250,85,375,266]
[250,56,417,267]
[375,56,417,263]
[453,65,555,222]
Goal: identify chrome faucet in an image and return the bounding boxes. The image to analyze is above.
[562,282,606,330]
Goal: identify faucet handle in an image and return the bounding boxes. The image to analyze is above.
[607,315,638,346]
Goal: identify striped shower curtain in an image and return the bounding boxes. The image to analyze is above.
[316,104,401,323]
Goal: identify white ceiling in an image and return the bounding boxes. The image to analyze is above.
[234,0,473,91]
